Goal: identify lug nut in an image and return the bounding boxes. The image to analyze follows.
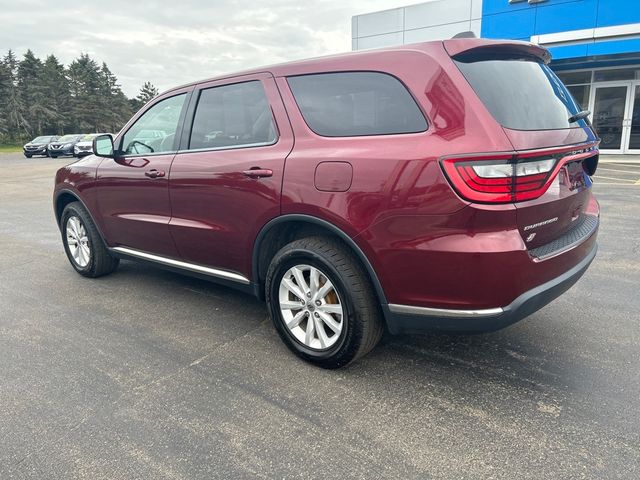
[314,312,319,318]
[315,300,321,306]
[306,292,311,298]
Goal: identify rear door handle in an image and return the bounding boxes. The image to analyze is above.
[145,169,165,178]
[242,168,273,179]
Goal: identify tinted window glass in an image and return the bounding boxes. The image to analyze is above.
[189,81,277,150]
[287,72,427,137]
[455,57,586,130]
[121,93,186,155]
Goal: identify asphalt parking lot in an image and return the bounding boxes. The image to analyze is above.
[1,152,638,479]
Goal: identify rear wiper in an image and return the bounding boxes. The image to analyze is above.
[568,110,591,124]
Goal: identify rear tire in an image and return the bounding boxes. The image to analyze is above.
[61,201,119,278]
[266,236,383,369]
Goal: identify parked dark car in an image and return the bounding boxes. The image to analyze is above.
[48,134,83,158]
[54,38,600,368]
[23,135,57,157]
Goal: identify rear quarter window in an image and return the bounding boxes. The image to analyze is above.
[287,72,428,137]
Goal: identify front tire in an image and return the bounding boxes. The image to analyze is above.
[61,202,119,277]
[266,236,383,369]
[24,153,32,158]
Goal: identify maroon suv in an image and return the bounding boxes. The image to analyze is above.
[54,38,600,368]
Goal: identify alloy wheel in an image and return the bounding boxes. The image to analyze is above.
[66,216,91,268]
[278,264,344,350]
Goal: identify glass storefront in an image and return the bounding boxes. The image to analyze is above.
[556,67,640,153]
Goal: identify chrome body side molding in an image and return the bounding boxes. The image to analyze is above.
[387,303,504,318]
[112,246,251,285]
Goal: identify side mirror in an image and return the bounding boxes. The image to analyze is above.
[93,134,115,158]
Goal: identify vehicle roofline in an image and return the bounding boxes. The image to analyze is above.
[157,38,539,97]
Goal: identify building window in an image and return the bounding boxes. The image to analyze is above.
[593,68,640,82]
[566,85,591,111]
[556,71,592,86]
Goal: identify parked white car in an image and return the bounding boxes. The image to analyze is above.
[73,133,111,158]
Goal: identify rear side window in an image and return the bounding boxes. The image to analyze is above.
[454,56,586,130]
[189,80,277,150]
[287,72,428,137]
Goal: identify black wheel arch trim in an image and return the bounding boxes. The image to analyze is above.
[252,214,389,307]
[54,188,108,245]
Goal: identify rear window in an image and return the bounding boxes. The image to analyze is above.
[188,81,277,151]
[287,72,428,137]
[454,56,586,130]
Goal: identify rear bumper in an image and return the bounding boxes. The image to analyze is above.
[384,242,597,334]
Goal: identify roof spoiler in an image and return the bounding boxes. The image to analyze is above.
[443,38,552,64]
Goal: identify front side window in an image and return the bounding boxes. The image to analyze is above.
[120,93,186,155]
[287,72,428,137]
[188,81,277,150]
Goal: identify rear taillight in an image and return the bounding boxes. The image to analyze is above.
[442,155,557,203]
[441,146,599,204]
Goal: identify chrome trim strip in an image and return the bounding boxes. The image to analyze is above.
[531,23,640,47]
[112,247,251,285]
[388,304,504,318]
[176,139,276,154]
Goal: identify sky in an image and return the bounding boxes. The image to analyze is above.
[0,0,409,97]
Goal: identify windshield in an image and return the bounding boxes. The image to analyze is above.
[58,134,81,142]
[32,136,52,142]
[80,134,97,141]
[455,56,587,130]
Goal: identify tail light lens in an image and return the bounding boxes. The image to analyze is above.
[441,154,559,203]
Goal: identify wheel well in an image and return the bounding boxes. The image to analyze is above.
[253,218,385,305]
[55,192,79,226]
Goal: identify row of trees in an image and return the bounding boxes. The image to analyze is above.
[0,50,159,143]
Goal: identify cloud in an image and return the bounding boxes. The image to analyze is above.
[0,0,404,96]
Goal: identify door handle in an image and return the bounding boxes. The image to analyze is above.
[145,169,165,178]
[242,168,273,179]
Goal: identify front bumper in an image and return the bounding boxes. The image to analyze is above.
[48,148,74,156]
[24,147,47,155]
[384,242,597,334]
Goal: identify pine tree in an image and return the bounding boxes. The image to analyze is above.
[42,55,70,135]
[18,50,54,135]
[131,81,159,111]
[68,53,104,132]
[99,62,132,133]
[0,58,10,135]
[2,50,30,139]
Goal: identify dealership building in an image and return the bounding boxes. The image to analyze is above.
[352,0,640,154]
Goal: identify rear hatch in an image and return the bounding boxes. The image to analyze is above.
[443,40,599,253]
